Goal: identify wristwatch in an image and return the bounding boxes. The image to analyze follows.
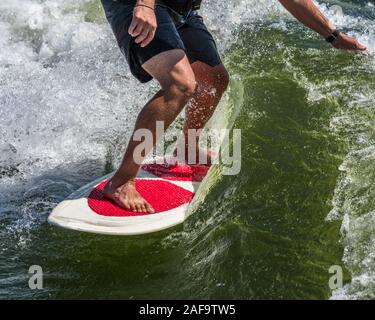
[325,30,341,43]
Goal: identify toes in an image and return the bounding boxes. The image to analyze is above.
[115,196,146,213]
[129,202,138,213]
[145,202,155,214]
[134,202,143,213]
[120,198,131,211]
[105,186,154,214]
[137,201,150,213]
[113,197,129,210]
[140,203,147,213]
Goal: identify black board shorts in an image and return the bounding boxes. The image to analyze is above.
[101,0,222,83]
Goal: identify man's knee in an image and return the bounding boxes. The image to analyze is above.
[193,63,229,96]
[164,71,197,102]
[175,78,197,99]
[143,49,197,100]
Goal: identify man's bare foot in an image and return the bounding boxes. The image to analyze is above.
[103,179,155,213]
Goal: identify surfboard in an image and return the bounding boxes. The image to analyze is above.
[48,159,210,235]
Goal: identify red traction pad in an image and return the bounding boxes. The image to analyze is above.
[88,179,194,217]
[142,163,210,182]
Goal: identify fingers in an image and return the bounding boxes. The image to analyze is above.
[130,21,144,38]
[128,17,137,36]
[349,40,368,54]
[134,26,151,45]
[333,34,368,54]
[134,25,157,47]
[128,8,157,47]
[141,28,156,47]
[355,41,367,51]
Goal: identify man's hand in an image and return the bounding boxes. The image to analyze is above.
[279,0,368,54]
[128,3,157,48]
[332,32,367,53]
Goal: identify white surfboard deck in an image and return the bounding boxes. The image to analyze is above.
[48,162,207,236]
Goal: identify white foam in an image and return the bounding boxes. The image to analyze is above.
[0,0,283,189]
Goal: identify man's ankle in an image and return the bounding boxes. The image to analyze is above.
[110,176,135,189]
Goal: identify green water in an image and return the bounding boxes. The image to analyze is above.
[1,0,374,299]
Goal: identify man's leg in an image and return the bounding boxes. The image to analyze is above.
[104,49,196,213]
[181,61,229,163]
